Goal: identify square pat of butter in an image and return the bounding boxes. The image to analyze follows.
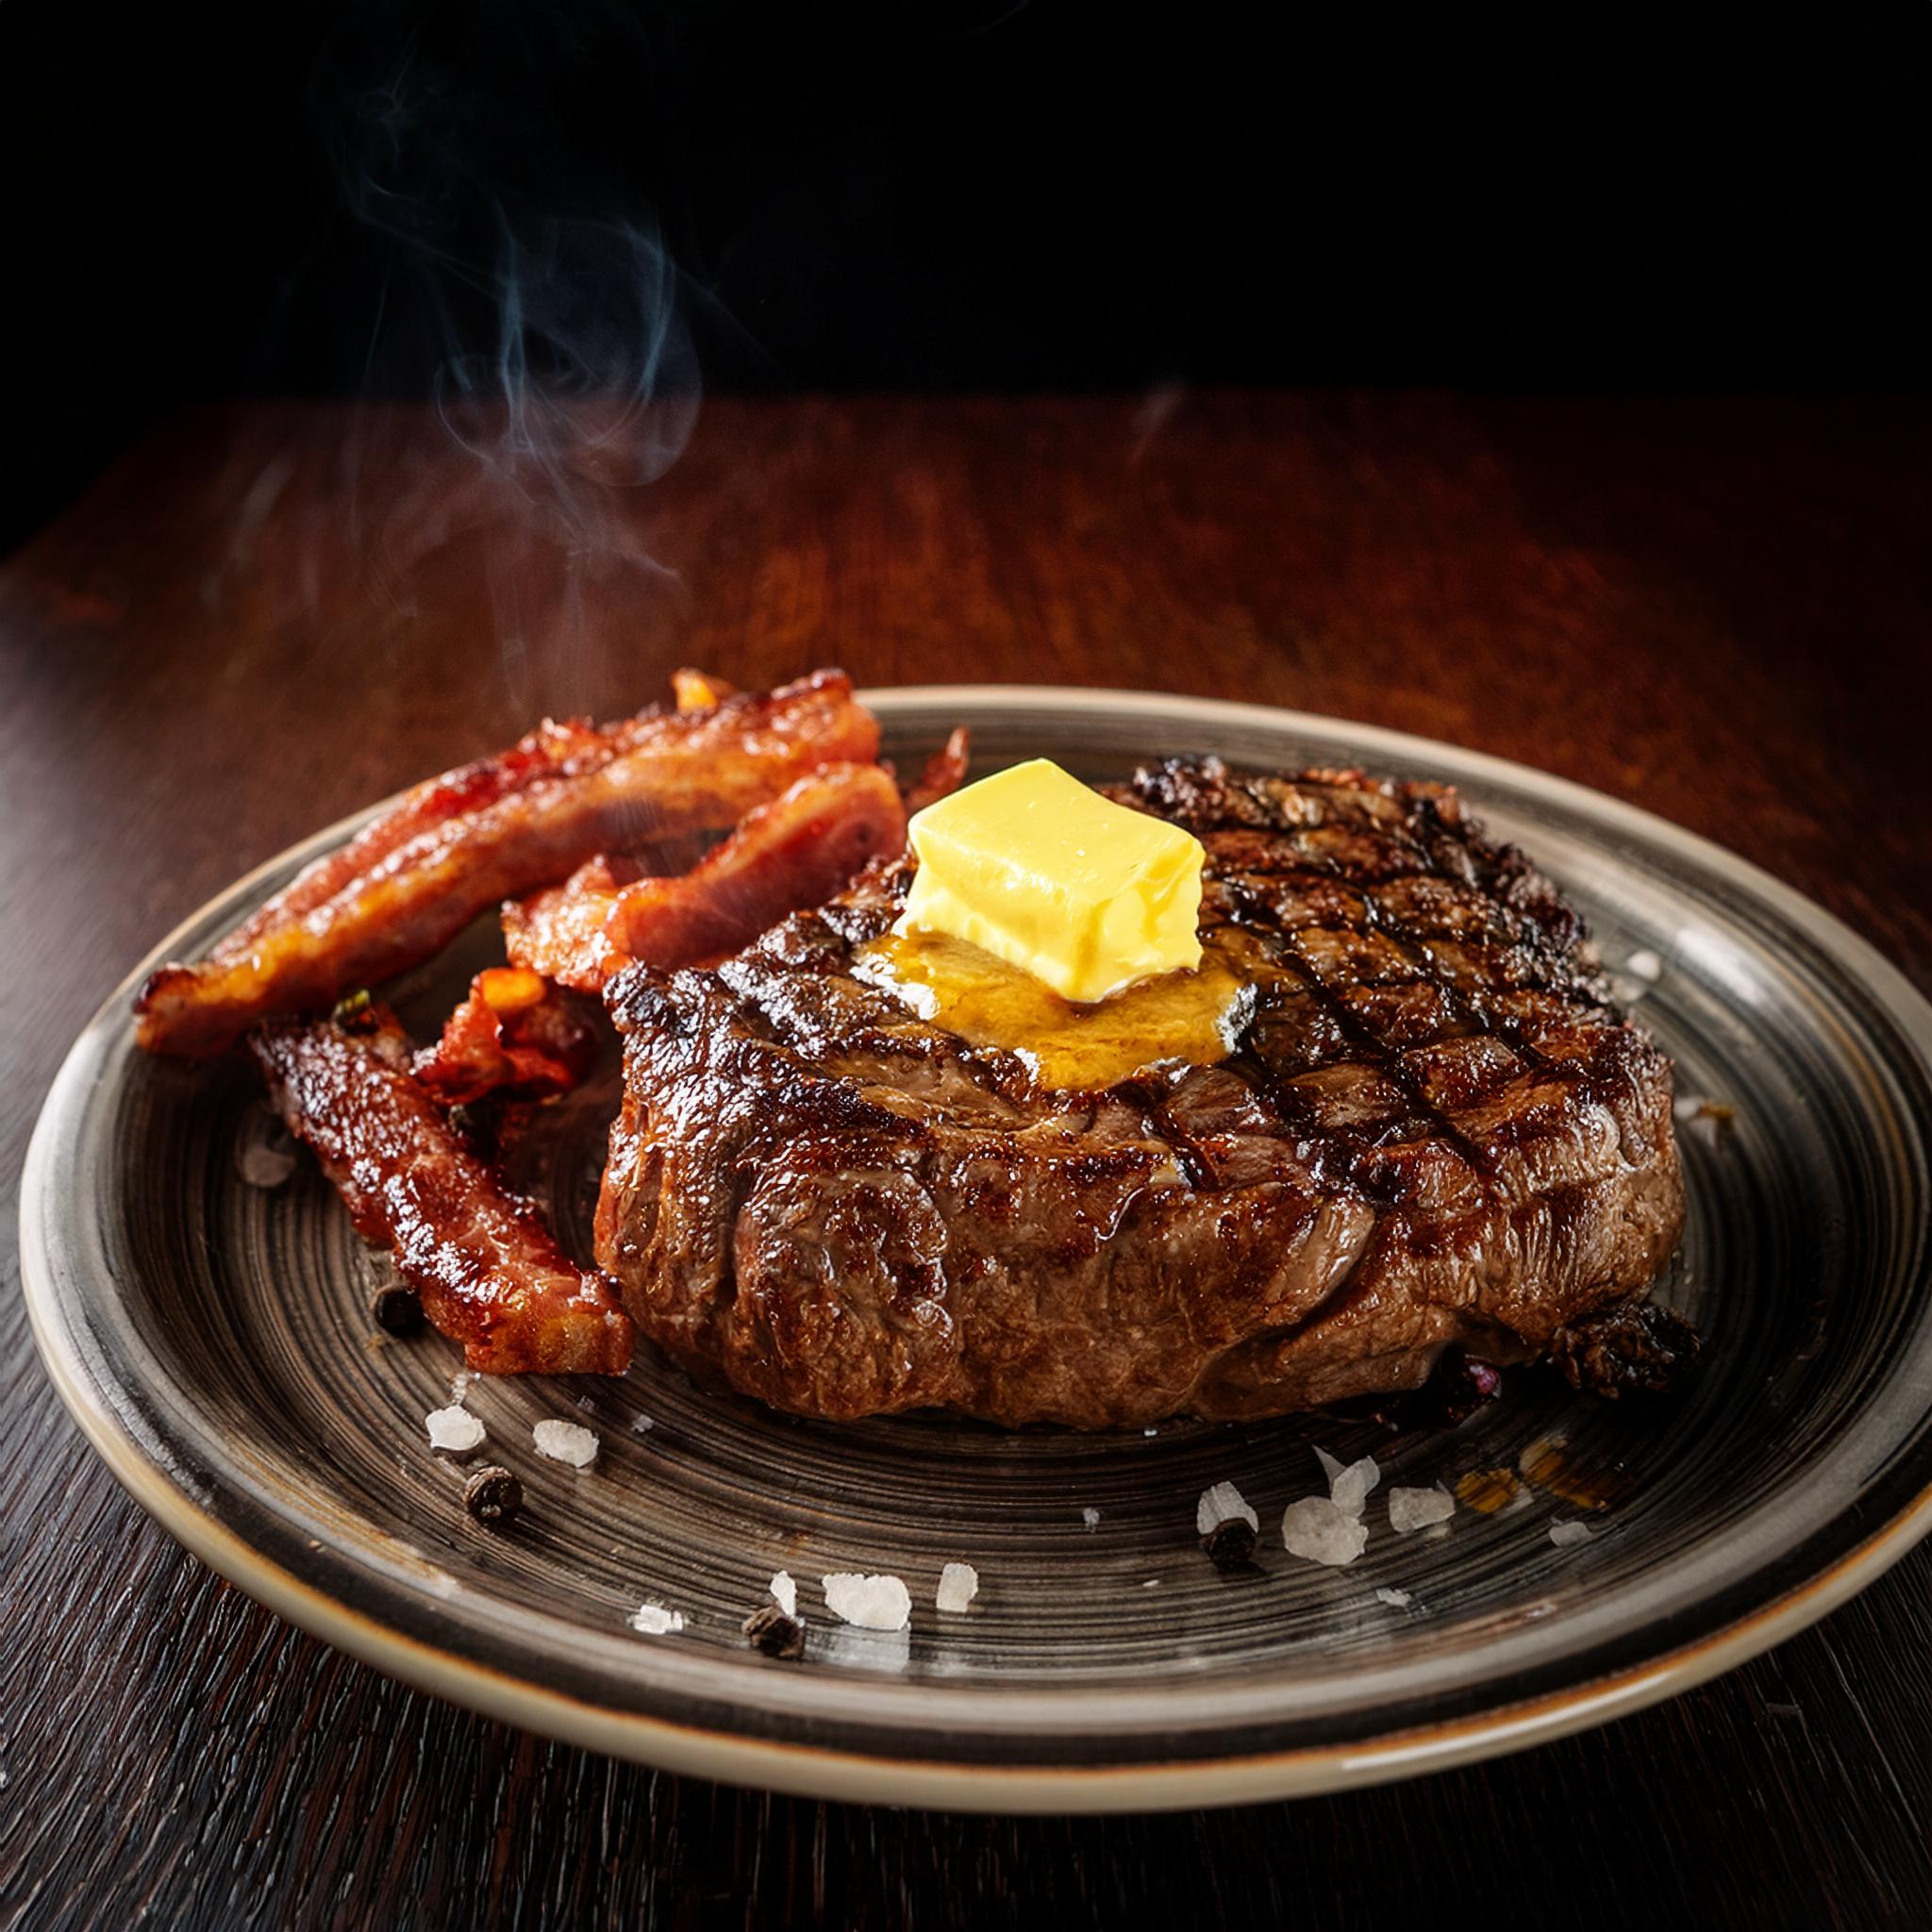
[897,758,1205,1003]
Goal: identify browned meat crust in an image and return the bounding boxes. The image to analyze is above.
[504,762,908,992]
[137,671,877,1057]
[253,1008,633,1374]
[596,757,1686,1427]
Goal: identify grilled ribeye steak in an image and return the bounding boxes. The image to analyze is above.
[596,758,1688,1426]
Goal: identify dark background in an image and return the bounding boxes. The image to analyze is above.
[4,4,1927,551]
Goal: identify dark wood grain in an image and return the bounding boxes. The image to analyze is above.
[2,393,1928,1931]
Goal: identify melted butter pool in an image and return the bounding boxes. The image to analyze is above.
[855,928,1252,1091]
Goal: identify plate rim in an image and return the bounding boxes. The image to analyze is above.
[20,683,1932,1812]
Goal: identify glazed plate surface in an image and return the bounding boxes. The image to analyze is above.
[21,688,1932,1811]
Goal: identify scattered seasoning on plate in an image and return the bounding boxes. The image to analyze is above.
[1374,1587,1414,1609]
[769,1571,799,1618]
[462,1465,523,1526]
[822,1573,912,1632]
[1201,1517,1258,1571]
[741,1604,805,1659]
[425,1406,485,1456]
[1195,1481,1260,1571]
[1387,1486,1455,1534]
[370,1285,424,1337]
[1327,1455,1381,1518]
[234,1108,297,1189]
[1281,1495,1370,1567]
[936,1562,979,1613]
[627,1602,685,1636]
[1549,1519,1596,1548]
[533,1419,598,1468]
[1624,949,1663,982]
[1080,1507,1101,1529]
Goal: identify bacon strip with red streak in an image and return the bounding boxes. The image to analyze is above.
[137,670,877,1058]
[251,1010,633,1374]
[413,968,602,1106]
[504,761,908,992]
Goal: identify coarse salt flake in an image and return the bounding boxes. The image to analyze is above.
[1549,1519,1596,1548]
[1281,1495,1370,1567]
[236,1141,296,1189]
[533,1419,599,1468]
[936,1562,979,1613]
[1624,949,1663,981]
[1388,1486,1456,1534]
[630,1413,655,1434]
[1195,1481,1259,1538]
[1328,1455,1381,1519]
[1313,1445,1347,1489]
[425,1406,485,1454]
[449,1371,478,1404]
[1374,1587,1413,1608]
[769,1571,798,1618]
[627,1602,685,1636]
[1081,1507,1101,1528]
[823,1572,912,1632]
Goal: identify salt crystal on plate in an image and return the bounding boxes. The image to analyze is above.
[627,1602,685,1636]
[936,1562,979,1614]
[449,1371,478,1404]
[630,1414,656,1434]
[1375,1587,1413,1608]
[823,1572,912,1632]
[236,1140,296,1189]
[425,1406,486,1454]
[1081,1507,1101,1529]
[1281,1496,1370,1567]
[1195,1480,1259,1538]
[1388,1486,1455,1534]
[1549,1519,1596,1547]
[1624,949,1663,981]
[1313,1445,1347,1489]
[770,1570,798,1618]
[1328,1455,1381,1519]
[533,1419,599,1468]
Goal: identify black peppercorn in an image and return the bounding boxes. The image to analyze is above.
[370,1284,424,1336]
[1201,1516,1258,1572]
[741,1604,805,1659]
[462,1466,524,1525]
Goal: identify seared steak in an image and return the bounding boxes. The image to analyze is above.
[595,758,1687,1427]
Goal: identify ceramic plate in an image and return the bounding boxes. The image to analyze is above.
[21,688,1932,1812]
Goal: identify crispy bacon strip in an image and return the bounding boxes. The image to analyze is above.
[505,762,908,991]
[137,670,877,1057]
[903,726,972,814]
[251,1009,633,1374]
[413,968,602,1106]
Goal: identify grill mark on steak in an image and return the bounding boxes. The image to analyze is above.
[598,756,1688,1426]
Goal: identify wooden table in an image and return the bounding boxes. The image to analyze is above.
[3,394,1927,1929]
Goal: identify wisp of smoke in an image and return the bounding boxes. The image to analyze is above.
[311,3,712,706]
